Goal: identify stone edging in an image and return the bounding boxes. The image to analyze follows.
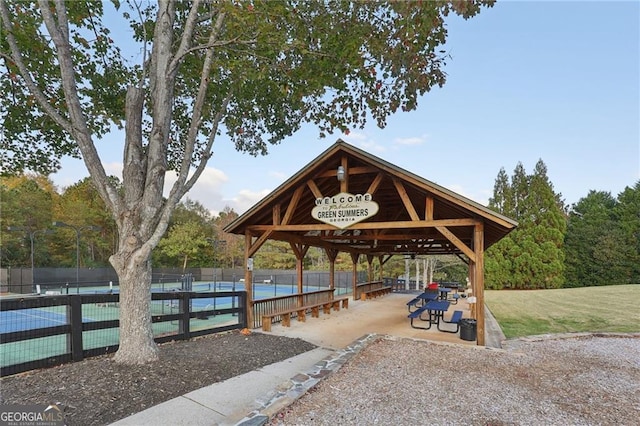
[235,333,380,426]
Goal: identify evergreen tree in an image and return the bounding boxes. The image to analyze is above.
[565,183,640,286]
[564,191,619,286]
[526,160,566,288]
[511,162,530,219]
[488,167,512,216]
[486,160,567,289]
[615,182,640,283]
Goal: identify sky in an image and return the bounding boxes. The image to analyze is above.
[51,1,640,216]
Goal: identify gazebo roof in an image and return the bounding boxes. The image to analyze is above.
[225,140,517,258]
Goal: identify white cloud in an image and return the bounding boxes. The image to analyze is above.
[446,183,490,206]
[103,161,123,179]
[393,135,428,146]
[268,170,288,180]
[359,140,386,153]
[227,188,273,215]
[164,167,229,215]
[341,131,367,142]
[341,132,387,153]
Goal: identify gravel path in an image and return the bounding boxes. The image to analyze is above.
[270,334,640,425]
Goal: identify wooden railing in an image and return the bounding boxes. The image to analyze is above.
[354,280,386,300]
[251,289,336,329]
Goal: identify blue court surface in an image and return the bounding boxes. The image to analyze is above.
[0,308,95,334]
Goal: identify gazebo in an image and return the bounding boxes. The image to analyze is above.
[224,140,517,345]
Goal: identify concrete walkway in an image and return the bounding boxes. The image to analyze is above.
[110,347,336,426]
[111,293,506,426]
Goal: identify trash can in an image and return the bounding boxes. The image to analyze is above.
[460,319,477,341]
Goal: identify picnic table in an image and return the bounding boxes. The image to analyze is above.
[425,299,450,325]
[406,291,438,312]
[408,298,451,330]
[437,287,451,300]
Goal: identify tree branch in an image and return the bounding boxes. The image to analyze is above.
[0,0,74,135]
[37,0,118,212]
[168,0,203,75]
[167,10,229,205]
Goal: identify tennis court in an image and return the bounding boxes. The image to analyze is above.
[0,284,247,373]
[0,306,96,333]
[1,279,351,375]
[1,280,350,334]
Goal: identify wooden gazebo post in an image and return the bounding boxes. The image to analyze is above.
[474,222,485,346]
[350,252,359,298]
[290,243,309,294]
[366,255,374,282]
[325,248,338,293]
[244,233,254,327]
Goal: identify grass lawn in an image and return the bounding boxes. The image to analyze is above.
[485,284,640,339]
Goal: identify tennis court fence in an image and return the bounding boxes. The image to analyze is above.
[0,290,247,377]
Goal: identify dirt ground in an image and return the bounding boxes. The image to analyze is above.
[0,331,316,426]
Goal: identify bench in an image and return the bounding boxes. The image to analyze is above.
[437,310,464,333]
[261,297,349,332]
[360,286,393,301]
[332,296,349,311]
[406,297,421,312]
[408,305,432,330]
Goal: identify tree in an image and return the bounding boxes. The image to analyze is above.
[486,160,566,289]
[488,167,512,216]
[158,221,208,271]
[254,240,298,270]
[564,191,618,286]
[153,199,212,267]
[55,177,116,267]
[614,182,640,283]
[1,174,56,267]
[525,160,566,287]
[564,185,639,286]
[0,0,494,364]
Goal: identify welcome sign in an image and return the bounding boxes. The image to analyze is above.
[312,192,379,229]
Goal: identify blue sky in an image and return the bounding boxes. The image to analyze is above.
[52,1,640,216]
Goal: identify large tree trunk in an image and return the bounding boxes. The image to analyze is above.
[111,249,159,364]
